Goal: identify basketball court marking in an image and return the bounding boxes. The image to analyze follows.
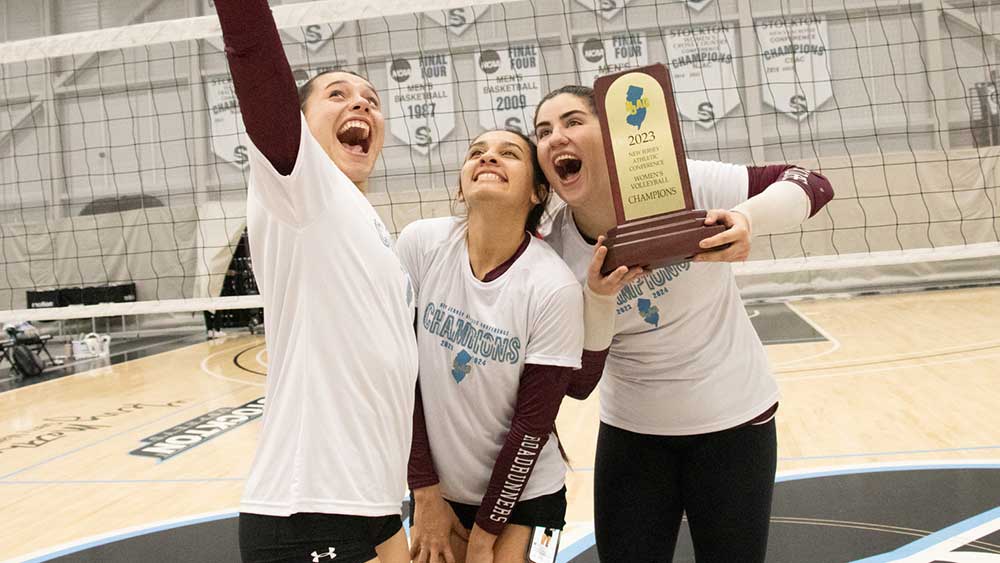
[3,462,995,563]
[198,339,265,387]
[773,301,843,367]
[0,395,230,481]
[1,287,996,562]
[777,350,1000,382]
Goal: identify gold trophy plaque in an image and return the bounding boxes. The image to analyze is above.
[594,63,726,274]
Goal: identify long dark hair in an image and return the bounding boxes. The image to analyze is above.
[457,128,550,234]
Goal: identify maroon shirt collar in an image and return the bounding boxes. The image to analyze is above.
[480,231,531,282]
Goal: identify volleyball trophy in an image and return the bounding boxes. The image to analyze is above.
[593,63,726,274]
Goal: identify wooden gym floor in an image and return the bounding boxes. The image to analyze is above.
[1,286,998,562]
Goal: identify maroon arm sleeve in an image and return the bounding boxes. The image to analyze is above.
[475,363,573,536]
[567,349,609,400]
[746,164,834,217]
[408,383,440,490]
[215,0,301,175]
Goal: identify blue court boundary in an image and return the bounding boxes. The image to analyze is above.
[850,506,1000,562]
[8,462,1000,563]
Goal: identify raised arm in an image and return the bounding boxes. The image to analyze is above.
[215,0,301,175]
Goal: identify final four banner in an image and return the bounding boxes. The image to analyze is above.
[577,33,648,89]
[476,45,543,134]
[387,55,456,155]
[205,77,249,170]
[755,17,833,121]
[666,24,740,129]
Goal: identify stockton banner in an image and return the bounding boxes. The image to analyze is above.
[755,16,833,121]
[666,23,740,128]
[205,77,249,170]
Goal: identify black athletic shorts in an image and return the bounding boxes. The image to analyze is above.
[238,512,401,563]
[410,487,567,532]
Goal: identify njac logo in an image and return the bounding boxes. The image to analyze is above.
[130,397,265,460]
[479,50,501,74]
[390,59,412,83]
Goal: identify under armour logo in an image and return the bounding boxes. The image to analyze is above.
[311,547,336,561]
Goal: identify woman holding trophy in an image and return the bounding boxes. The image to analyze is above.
[533,82,834,562]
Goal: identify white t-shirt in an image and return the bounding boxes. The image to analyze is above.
[396,217,583,505]
[543,160,779,436]
[241,114,418,517]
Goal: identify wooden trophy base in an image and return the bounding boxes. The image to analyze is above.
[601,210,727,275]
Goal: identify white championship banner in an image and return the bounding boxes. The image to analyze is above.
[756,16,832,121]
[284,20,344,52]
[573,0,636,21]
[201,0,225,51]
[387,54,456,155]
[424,6,490,36]
[666,23,740,129]
[205,77,250,170]
[476,45,543,134]
[577,32,648,89]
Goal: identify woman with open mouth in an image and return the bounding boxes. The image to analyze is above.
[398,128,641,563]
[216,2,417,562]
[533,85,834,563]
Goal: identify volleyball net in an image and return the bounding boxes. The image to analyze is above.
[1,0,999,327]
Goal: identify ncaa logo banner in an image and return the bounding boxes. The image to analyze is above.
[755,17,833,121]
[475,45,543,134]
[424,6,490,36]
[666,24,741,129]
[205,77,250,170]
[577,33,648,88]
[130,398,265,460]
[387,54,456,155]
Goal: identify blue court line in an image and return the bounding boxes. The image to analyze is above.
[9,463,1000,562]
[0,477,246,485]
[778,444,1000,461]
[0,395,226,481]
[776,462,1000,482]
[849,506,1000,563]
[17,511,238,563]
[557,532,596,562]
